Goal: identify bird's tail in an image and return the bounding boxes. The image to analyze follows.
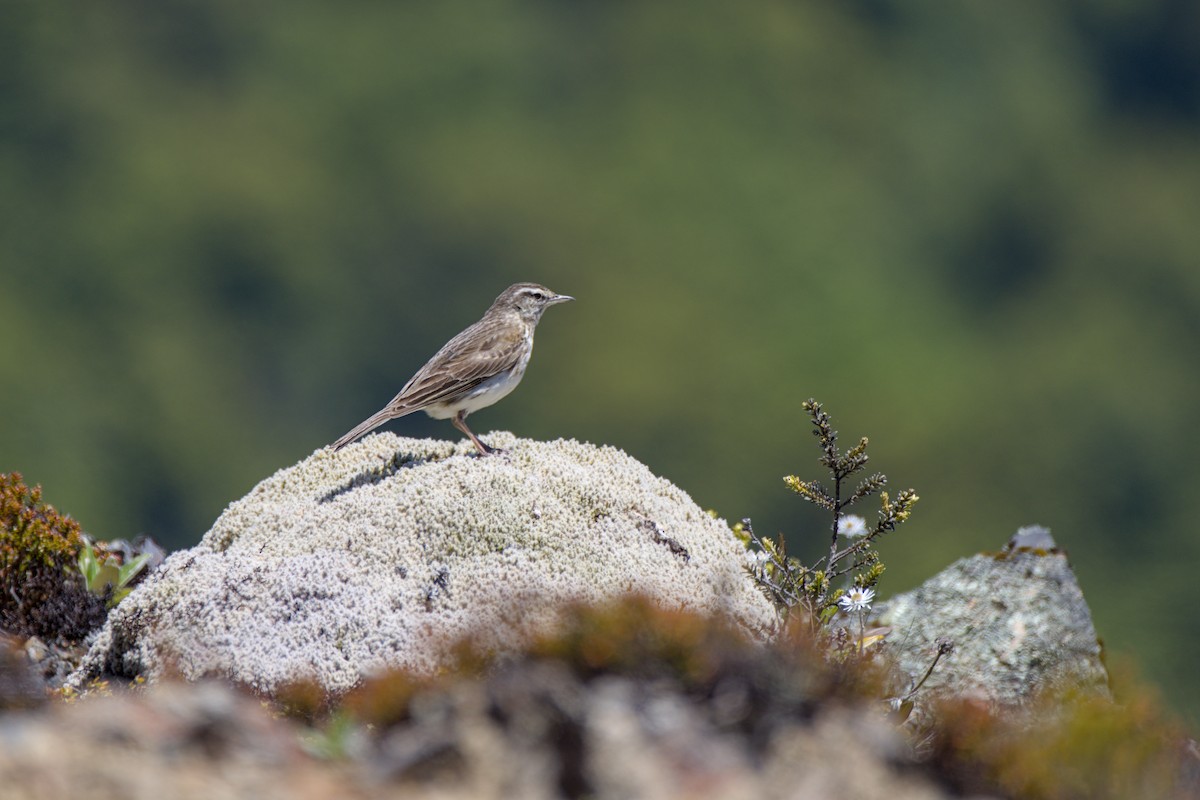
[329,406,409,451]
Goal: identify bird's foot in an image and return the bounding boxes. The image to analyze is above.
[466,436,506,457]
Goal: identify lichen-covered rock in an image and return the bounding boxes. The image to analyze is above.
[71,434,774,695]
[873,526,1110,722]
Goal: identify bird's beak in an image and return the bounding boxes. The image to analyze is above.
[550,294,575,304]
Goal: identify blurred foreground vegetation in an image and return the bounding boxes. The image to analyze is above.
[2,1,1199,717]
[285,598,1195,799]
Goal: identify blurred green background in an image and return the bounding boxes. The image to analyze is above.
[3,1,1198,718]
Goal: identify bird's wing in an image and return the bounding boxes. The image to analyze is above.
[386,321,527,411]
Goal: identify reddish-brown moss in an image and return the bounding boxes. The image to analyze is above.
[273,677,338,724]
[923,665,1192,799]
[0,472,108,640]
[341,670,437,728]
[336,597,885,733]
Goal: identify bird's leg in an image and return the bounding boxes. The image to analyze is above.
[452,411,501,456]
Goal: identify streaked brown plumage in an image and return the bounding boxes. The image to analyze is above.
[329,282,573,455]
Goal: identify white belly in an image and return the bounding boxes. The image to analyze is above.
[424,341,533,420]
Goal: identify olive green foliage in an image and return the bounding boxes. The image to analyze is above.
[0,473,107,640]
[3,0,1200,718]
[77,540,151,607]
[738,400,917,629]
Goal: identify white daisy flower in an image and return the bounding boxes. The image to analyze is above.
[837,514,869,539]
[744,549,769,570]
[838,586,875,612]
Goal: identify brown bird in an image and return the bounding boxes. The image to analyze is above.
[329,282,573,455]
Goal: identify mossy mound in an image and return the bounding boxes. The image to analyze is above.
[73,434,775,695]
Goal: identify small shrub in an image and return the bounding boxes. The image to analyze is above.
[0,472,108,640]
[737,399,918,632]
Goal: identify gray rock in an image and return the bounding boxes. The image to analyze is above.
[70,433,774,695]
[873,525,1109,721]
[1003,523,1059,553]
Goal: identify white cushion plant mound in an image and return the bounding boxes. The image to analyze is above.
[72,433,776,695]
